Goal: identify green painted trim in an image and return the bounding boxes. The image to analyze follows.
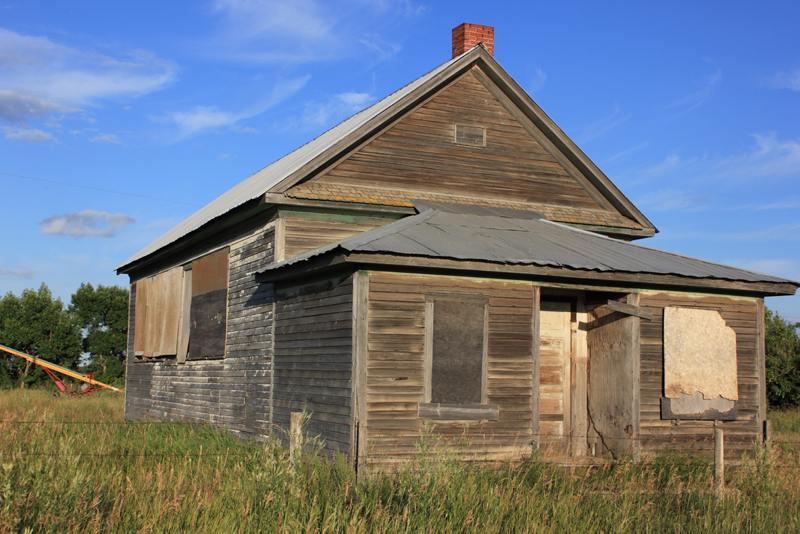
[277,207,405,224]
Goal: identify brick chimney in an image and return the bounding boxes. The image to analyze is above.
[452,23,494,58]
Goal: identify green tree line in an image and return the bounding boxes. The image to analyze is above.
[0,283,128,389]
[1,283,799,408]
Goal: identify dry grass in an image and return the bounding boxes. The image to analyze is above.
[0,389,798,533]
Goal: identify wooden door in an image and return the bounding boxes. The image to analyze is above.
[539,301,571,451]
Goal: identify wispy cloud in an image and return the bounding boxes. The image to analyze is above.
[710,132,800,181]
[2,125,55,143]
[161,75,310,138]
[620,132,800,189]
[0,266,37,279]
[284,90,375,131]
[666,62,721,115]
[39,210,135,237]
[0,89,77,124]
[208,0,411,64]
[575,104,631,143]
[0,27,177,124]
[527,67,547,94]
[601,142,649,164]
[89,133,122,144]
[635,188,709,212]
[770,69,800,91]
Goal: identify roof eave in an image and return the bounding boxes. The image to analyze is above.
[256,250,798,297]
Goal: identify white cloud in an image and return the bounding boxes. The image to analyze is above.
[2,125,55,143]
[39,210,135,237]
[666,63,721,115]
[89,133,122,144]
[0,28,177,124]
[162,75,310,138]
[771,69,800,91]
[635,188,709,212]
[209,0,409,64]
[286,90,374,131]
[0,266,37,279]
[710,133,800,182]
[527,67,547,94]
[601,142,649,164]
[0,89,77,124]
[575,104,631,144]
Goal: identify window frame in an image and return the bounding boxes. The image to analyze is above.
[419,292,498,421]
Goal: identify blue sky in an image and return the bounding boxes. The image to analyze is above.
[1,1,798,320]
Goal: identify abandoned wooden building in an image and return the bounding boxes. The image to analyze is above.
[118,24,799,466]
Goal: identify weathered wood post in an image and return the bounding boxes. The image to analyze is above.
[764,420,772,446]
[714,428,724,498]
[290,412,303,465]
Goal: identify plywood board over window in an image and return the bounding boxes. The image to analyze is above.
[134,266,183,358]
[661,307,738,420]
[189,247,229,359]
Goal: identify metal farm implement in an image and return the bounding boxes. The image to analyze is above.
[0,344,121,396]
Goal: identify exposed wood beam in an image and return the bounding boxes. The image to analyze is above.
[606,299,654,320]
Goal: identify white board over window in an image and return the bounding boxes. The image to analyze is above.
[663,307,738,401]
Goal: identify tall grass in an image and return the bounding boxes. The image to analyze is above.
[0,389,798,533]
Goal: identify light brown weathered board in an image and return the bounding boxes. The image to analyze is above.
[133,278,148,355]
[539,301,570,447]
[158,266,184,357]
[587,294,640,459]
[309,69,617,218]
[571,299,588,457]
[176,269,192,364]
[282,216,391,260]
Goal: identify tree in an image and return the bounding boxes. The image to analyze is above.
[0,284,82,388]
[765,307,800,409]
[70,283,129,385]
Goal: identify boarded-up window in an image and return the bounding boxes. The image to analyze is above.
[661,307,738,420]
[189,247,229,359]
[133,266,183,358]
[425,294,488,405]
[454,124,486,147]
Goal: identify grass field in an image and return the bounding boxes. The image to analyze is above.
[0,390,798,533]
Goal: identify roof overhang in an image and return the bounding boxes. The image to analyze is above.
[256,249,798,297]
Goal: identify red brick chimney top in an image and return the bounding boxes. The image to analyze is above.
[452,23,494,58]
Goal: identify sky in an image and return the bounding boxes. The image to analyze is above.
[1,0,798,320]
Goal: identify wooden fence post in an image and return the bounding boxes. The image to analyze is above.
[714,428,724,498]
[290,412,302,465]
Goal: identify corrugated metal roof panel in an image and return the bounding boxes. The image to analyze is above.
[257,205,797,286]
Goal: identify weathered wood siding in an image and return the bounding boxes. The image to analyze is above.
[124,227,276,441]
[639,292,762,462]
[272,274,354,457]
[364,272,534,465]
[315,69,607,212]
[587,295,640,459]
[538,301,571,447]
[282,214,392,260]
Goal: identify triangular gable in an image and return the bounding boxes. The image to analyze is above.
[119,46,654,273]
[279,50,655,237]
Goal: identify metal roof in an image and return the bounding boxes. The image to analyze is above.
[257,202,798,287]
[117,50,477,271]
